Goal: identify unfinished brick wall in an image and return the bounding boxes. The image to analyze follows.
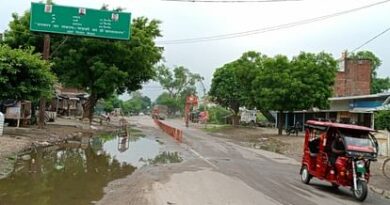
[333,58,371,97]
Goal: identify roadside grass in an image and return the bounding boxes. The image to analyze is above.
[129,127,146,138]
[202,124,233,132]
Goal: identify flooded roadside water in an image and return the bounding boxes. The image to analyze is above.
[0,129,182,205]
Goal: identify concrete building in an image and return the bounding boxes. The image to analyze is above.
[284,93,390,129]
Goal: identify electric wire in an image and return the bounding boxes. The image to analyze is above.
[157,0,390,44]
[351,26,390,52]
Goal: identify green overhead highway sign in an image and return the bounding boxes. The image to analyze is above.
[30,3,131,40]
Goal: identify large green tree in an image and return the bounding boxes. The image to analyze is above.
[3,10,163,121]
[122,91,151,115]
[155,65,203,115]
[155,65,203,98]
[52,17,162,121]
[209,51,266,125]
[102,95,123,113]
[209,63,242,125]
[349,51,390,94]
[290,52,338,109]
[0,45,56,101]
[155,92,179,115]
[253,52,337,134]
[3,11,65,56]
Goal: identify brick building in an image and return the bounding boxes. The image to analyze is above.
[279,52,390,129]
[333,52,372,97]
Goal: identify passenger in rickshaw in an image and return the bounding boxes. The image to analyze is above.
[329,133,345,166]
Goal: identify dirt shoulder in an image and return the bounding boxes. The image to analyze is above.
[0,117,118,179]
[204,125,390,198]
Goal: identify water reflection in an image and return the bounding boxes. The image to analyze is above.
[0,133,160,205]
[142,151,183,165]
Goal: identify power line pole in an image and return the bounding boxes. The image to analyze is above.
[38,34,51,128]
[38,0,53,129]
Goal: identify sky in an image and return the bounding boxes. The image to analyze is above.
[1,0,389,101]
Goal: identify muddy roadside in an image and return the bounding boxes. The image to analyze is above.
[204,125,390,199]
[0,117,118,179]
[97,116,200,205]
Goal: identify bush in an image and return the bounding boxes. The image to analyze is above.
[207,105,232,124]
[374,110,390,130]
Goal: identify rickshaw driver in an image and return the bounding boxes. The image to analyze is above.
[330,134,346,166]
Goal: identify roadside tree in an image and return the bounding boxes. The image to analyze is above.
[155,65,203,115]
[0,45,56,101]
[3,11,163,122]
[155,65,203,99]
[209,51,267,126]
[254,52,337,135]
[122,92,151,115]
[374,110,390,130]
[155,92,179,115]
[51,17,162,121]
[102,96,123,113]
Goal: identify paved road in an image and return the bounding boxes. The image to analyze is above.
[154,118,389,205]
[99,116,389,205]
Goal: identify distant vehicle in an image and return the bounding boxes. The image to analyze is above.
[152,105,168,120]
[139,112,145,116]
[240,109,256,126]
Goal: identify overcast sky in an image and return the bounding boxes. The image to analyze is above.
[1,0,389,101]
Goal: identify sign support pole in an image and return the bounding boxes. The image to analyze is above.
[38,34,50,129]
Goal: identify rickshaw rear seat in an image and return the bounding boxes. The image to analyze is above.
[308,139,320,156]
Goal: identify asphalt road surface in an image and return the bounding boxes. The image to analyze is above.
[100,116,390,205]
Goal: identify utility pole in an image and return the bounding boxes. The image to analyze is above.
[38,34,51,128]
[38,0,52,129]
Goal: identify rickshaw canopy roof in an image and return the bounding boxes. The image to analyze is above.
[305,120,374,132]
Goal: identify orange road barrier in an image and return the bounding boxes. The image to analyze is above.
[154,119,183,142]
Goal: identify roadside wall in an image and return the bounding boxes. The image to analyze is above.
[375,130,389,156]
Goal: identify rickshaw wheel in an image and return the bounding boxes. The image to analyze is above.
[352,180,368,201]
[301,165,312,184]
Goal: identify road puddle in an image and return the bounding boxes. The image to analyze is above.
[0,130,180,205]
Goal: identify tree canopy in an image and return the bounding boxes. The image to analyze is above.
[255,52,337,134]
[155,65,203,115]
[374,110,390,131]
[3,10,163,121]
[209,51,266,125]
[210,51,338,132]
[0,45,56,101]
[52,17,162,120]
[155,92,178,113]
[122,91,151,115]
[102,95,123,113]
[155,65,203,98]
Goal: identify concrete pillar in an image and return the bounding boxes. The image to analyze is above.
[0,112,4,136]
[293,114,296,125]
[275,112,278,128]
[285,112,288,129]
[387,130,390,157]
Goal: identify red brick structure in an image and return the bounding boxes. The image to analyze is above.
[333,52,372,97]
